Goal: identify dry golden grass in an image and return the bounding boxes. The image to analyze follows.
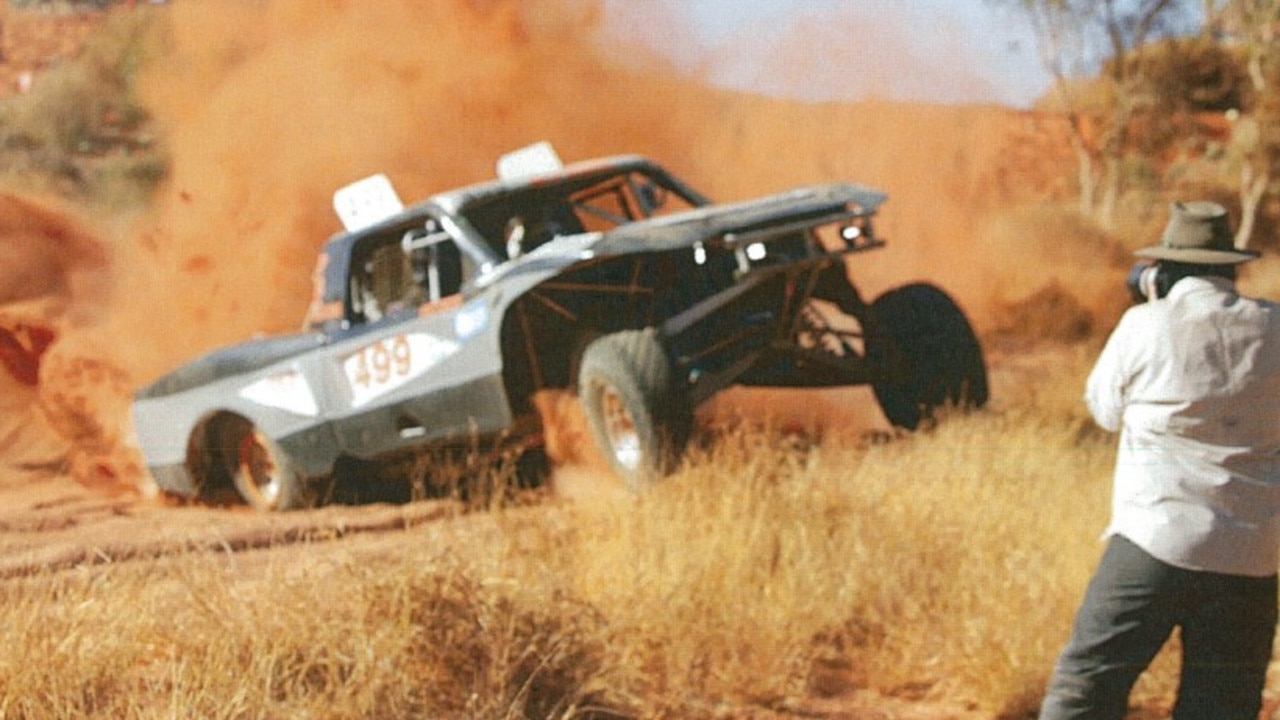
[0,347,1183,719]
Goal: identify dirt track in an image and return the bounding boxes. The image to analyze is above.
[0,474,466,580]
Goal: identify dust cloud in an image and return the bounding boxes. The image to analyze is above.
[0,0,1111,495]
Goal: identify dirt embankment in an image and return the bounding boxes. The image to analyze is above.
[0,193,138,489]
[0,0,1111,508]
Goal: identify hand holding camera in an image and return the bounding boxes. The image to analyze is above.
[1126,262,1165,303]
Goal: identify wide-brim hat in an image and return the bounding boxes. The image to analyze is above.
[1135,200,1260,264]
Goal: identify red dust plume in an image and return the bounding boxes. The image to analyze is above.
[0,0,1104,495]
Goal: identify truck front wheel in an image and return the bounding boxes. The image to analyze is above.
[578,329,689,488]
[867,283,988,430]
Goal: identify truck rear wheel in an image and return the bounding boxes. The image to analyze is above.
[578,329,689,488]
[868,283,988,430]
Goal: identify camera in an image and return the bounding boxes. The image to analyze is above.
[1126,262,1168,303]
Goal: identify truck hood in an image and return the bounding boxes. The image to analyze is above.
[593,182,885,254]
[483,182,886,285]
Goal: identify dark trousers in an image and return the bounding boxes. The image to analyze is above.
[1039,534,1277,720]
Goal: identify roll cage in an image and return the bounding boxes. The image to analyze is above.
[308,157,710,334]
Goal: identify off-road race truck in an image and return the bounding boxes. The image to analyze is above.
[132,143,988,511]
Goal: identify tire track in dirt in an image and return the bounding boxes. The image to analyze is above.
[0,479,474,580]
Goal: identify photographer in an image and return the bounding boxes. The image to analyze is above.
[1039,201,1280,720]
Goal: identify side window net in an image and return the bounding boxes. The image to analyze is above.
[349,231,467,324]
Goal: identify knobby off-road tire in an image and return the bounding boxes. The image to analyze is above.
[867,283,988,430]
[227,422,314,512]
[578,328,690,489]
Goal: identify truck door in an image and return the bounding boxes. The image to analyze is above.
[326,225,511,461]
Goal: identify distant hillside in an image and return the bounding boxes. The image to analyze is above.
[0,1,105,96]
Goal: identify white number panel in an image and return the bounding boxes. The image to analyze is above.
[342,332,460,408]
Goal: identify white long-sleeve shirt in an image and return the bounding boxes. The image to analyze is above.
[1085,275,1280,577]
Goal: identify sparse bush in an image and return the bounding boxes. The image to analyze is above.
[0,5,167,206]
[1132,36,1250,114]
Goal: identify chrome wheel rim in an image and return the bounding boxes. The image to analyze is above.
[237,430,281,507]
[598,384,642,471]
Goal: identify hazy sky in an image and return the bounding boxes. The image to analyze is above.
[601,0,1051,108]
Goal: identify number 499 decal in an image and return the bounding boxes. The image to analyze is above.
[343,332,460,407]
